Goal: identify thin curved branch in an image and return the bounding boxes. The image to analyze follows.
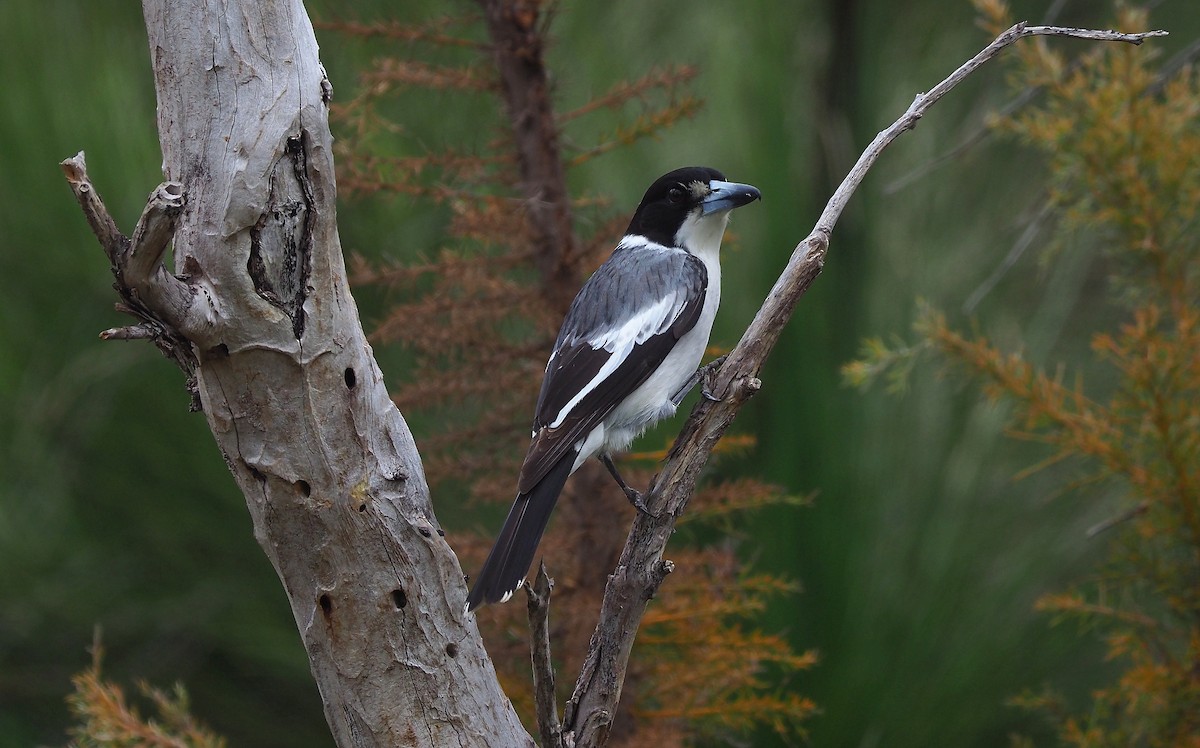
[562,21,1167,747]
[888,28,1194,194]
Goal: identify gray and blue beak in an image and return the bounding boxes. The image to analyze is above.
[700,180,762,216]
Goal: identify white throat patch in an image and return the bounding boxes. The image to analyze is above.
[674,209,731,261]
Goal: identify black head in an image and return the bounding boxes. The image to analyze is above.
[625,166,761,249]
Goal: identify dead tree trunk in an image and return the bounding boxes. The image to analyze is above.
[63,1,532,746]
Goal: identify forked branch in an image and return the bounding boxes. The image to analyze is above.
[61,152,210,408]
[561,21,1166,747]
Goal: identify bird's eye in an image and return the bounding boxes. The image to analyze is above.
[667,186,686,204]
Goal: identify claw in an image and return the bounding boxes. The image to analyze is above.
[623,486,653,516]
[601,453,659,518]
[671,354,729,406]
[700,354,729,401]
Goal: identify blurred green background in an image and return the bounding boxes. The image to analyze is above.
[2,1,1196,746]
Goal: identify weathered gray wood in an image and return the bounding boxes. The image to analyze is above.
[65,1,534,745]
[526,564,563,748]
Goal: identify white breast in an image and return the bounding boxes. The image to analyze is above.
[592,212,728,457]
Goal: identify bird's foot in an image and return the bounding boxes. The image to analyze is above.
[622,485,659,517]
[700,354,729,401]
[670,354,730,406]
[601,452,660,517]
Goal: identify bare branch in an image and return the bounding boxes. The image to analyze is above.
[888,27,1184,193]
[60,152,129,266]
[563,21,1168,746]
[1023,25,1166,44]
[61,153,193,327]
[61,154,206,337]
[817,24,1164,241]
[99,325,156,341]
[61,151,204,407]
[127,182,184,285]
[526,563,563,748]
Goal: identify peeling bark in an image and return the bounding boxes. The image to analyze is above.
[66,1,534,746]
[248,133,313,340]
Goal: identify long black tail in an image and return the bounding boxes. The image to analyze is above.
[465,451,575,611]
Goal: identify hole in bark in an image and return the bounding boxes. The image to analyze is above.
[418,527,431,538]
[344,367,356,389]
[247,465,266,484]
[206,343,229,360]
[319,594,332,619]
[391,589,407,610]
[445,643,458,658]
[295,479,311,497]
[357,502,367,513]
[182,255,203,279]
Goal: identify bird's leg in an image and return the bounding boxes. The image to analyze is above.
[670,354,729,405]
[600,453,657,517]
[669,370,702,406]
[670,354,729,406]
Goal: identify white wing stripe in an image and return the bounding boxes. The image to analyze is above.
[589,295,676,351]
[548,295,679,429]
[548,340,632,429]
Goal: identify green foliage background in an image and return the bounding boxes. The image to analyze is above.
[1,1,1196,745]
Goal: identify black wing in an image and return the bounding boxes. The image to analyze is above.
[517,244,707,493]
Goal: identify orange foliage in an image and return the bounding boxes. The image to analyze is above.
[65,637,225,748]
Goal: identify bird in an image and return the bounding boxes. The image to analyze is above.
[465,166,761,611]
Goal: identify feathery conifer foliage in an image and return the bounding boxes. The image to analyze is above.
[66,638,225,748]
[321,2,814,743]
[848,3,1200,744]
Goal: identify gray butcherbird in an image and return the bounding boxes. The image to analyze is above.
[466,166,761,611]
